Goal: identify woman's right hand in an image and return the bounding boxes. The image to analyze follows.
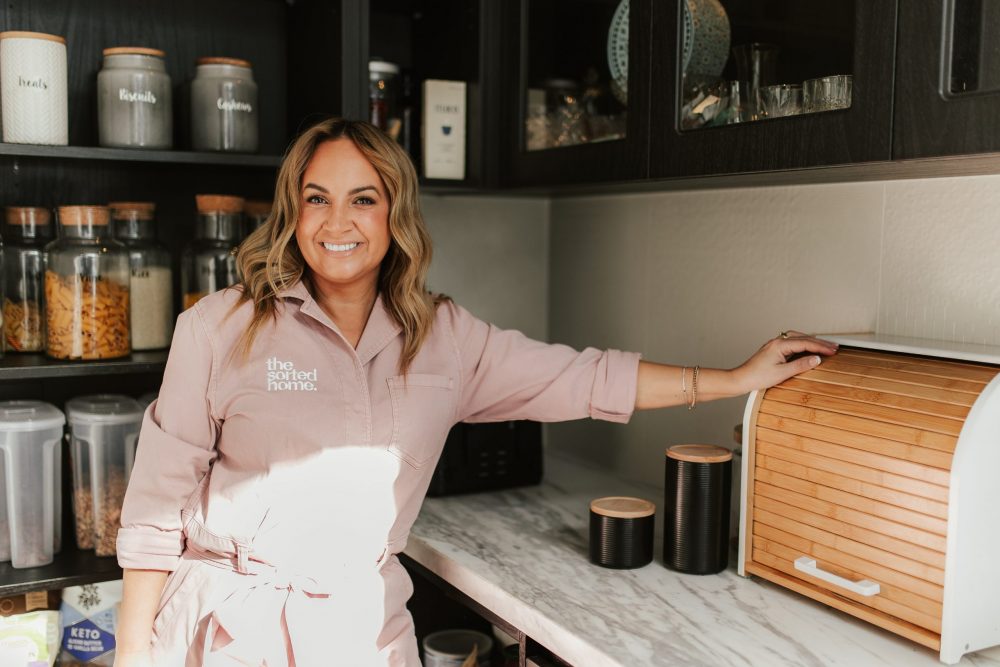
[113,648,154,667]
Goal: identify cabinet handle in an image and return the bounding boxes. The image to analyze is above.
[794,556,881,597]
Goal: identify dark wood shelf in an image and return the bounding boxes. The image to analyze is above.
[0,143,282,168]
[0,351,169,381]
[0,547,122,596]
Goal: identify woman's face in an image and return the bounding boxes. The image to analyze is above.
[296,138,391,297]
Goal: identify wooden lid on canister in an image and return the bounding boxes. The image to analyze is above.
[244,200,272,217]
[6,206,51,227]
[109,202,155,220]
[197,56,251,68]
[58,206,110,226]
[196,194,245,214]
[666,444,733,463]
[0,31,65,45]
[590,496,655,519]
[103,46,166,58]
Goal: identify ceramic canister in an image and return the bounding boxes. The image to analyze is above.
[191,57,258,153]
[0,31,68,145]
[98,47,173,149]
[664,444,732,574]
[589,496,655,568]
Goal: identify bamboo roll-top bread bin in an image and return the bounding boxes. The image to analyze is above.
[737,334,1000,664]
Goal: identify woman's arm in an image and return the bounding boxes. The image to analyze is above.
[114,569,169,665]
[636,332,838,410]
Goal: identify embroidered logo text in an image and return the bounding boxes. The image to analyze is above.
[266,357,318,392]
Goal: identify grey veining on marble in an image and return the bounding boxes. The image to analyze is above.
[404,452,1000,667]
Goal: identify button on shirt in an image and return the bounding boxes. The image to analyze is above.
[117,281,641,666]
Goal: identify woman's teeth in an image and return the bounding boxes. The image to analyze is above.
[322,242,360,252]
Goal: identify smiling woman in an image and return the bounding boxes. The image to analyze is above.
[113,117,837,667]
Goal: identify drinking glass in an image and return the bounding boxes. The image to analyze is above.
[756,84,802,119]
[803,74,853,113]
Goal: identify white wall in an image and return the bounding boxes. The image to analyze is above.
[421,194,550,341]
[546,174,1000,489]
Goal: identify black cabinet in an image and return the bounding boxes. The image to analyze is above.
[500,0,652,186]
[648,0,897,178]
[894,1,1000,159]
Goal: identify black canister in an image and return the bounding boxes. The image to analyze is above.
[589,496,655,569]
[664,444,733,574]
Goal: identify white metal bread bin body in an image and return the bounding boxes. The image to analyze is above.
[737,334,1000,664]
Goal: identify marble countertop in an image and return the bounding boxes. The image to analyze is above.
[405,452,1000,667]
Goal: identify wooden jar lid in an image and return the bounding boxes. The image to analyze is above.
[666,444,733,463]
[6,207,51,226]
[196,194,245,214]
[109,202,155,220]
[0,31,65,45]
[103,46,165,58]
[590,496,655,519]
[244,200,272,216]
[197,56,251,68]
[58,206,110,226]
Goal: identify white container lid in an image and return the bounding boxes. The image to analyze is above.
[67,394,144,425]
[369,59,400,75]
[0,400,65,432]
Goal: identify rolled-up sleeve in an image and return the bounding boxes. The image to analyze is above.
[117,306,219,571]
[446,301,641,424]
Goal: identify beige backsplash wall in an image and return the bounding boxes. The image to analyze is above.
[420,175,1000,490]
[546,174,1000,489]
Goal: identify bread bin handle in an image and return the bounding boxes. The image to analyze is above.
[794,556,881,597]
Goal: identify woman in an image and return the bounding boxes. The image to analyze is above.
[114,118,836,666]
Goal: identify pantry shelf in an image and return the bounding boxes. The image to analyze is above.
[0,351,169,381]
[0,547,122,596]
[0,143,282,168]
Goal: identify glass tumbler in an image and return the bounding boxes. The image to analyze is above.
[757,84,802,119]
[803,74,853,113]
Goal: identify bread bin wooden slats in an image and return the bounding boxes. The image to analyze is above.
[738,334,1000,664]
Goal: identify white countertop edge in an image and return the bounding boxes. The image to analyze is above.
[403,534,624,667]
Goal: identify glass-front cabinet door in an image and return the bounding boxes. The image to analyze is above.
[649,1,896,178]
[501,0,651,186]
[894,1,1000,159]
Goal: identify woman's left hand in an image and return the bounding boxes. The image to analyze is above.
[731,331,839,394]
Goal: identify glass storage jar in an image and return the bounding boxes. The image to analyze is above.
[44,206,131,360]
[3,207,52,353]
[109,202,173,351]
[66,394,142,556]
[191,57,258,153]
[182,194,243,309]
[97,47,173,149]
[0,400,64,568]
[243,199,271,238]
[369,59,401,141]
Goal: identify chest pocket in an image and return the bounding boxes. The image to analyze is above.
[387,373,455,469]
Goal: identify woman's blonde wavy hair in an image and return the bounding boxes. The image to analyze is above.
[233,117,445,375]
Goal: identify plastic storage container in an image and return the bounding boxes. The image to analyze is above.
[0,401,64,568]
[67,395,143,556]
[45,206,131,359]
[97,47,173,149]
[422,630,493,667]
[0,31,68,145]
[191,57,258,152]
[182,194,243,309]
[109,202,173,350]
[3,207,53,352]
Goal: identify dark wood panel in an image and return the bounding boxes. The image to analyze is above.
[0,353,167,381]
[0,0,289,154]
[649,0,896,177]
[0,143,281,167]
[894,1,1000,158]
[0,547,122,597]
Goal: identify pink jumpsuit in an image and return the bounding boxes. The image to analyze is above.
[117,282,641,666]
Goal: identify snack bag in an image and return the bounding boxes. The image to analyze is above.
[59,581,122,665]
[0,590,62,667]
